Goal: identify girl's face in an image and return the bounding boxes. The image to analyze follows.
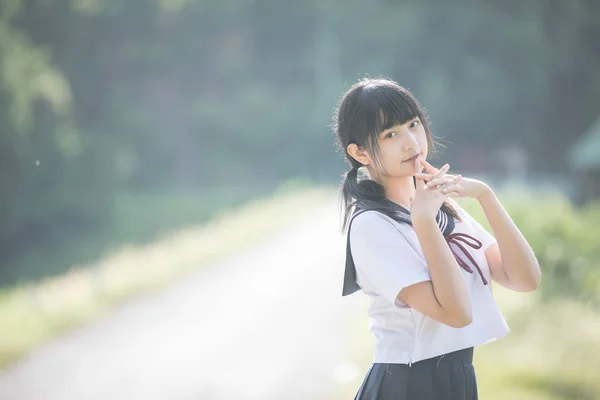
[368,116,428,180]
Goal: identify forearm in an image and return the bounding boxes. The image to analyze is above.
[413,216,472,321]
[478,189,541,290]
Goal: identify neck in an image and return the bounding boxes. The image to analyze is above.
[381,175,416,211]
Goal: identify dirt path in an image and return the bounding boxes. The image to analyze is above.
[0,198,368,400]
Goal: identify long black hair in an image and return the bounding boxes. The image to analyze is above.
[333,77,460,232]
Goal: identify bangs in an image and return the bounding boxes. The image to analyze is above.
[359,82,422,137]
[339,78,430,154]
[344,79,428,173]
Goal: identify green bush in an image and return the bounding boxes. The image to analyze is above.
[459,188,600,305]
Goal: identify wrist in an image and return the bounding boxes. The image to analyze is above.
[476,185,494,202]
[412,213,438,229]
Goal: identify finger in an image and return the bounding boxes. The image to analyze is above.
[419,157,439,175]
[442,183,461,194]
[433,174,462,189]
[414,173,428,191]
[420,158,450,178]
[445,174,463,185]
[415,173,435,181]
[434,163,450,179]
[425,178,450,189]
[415,173,438,191]
[447,191,461,197]
[427,172,459,188]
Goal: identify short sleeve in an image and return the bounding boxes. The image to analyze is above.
[450,200,497,251]
[349,211,431,307]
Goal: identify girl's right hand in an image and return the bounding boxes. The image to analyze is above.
[411,160,462,221]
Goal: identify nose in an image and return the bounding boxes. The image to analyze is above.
[403,130,420,153]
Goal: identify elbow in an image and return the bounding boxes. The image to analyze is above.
[520,276,540,292]
[518,268,542,292]
[447,315,473,328]
[445,309,473,328]
[523,258,542,291]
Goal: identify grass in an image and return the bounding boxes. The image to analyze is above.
[340,286,600,400]
[338,193,600,399]
[0,184,335,369]
[473,289,600,400]
[3,184,276,285]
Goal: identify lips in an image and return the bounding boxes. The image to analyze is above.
[403,154,420,162]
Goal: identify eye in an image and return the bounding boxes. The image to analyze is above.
[409,119,420,129]
[385,131,397,139]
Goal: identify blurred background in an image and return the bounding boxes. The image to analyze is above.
[1,0,600,399]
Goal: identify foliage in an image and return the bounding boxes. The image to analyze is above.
[0,186,333,369]
[458,188,600,305]
[1,0,600,284]
[341,285,600,400]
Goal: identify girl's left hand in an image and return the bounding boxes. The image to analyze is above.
[416,157,491,200]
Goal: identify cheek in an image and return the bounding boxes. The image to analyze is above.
[371,147,396,172]
[420,133,429,154]
[381,146,400,165]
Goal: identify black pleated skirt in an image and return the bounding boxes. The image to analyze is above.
[354,347,478,400]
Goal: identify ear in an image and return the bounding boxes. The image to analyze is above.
[346,143,371,166]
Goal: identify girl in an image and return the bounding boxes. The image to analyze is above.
[335,78,541,399]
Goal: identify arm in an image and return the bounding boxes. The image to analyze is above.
[350,212,472,328]
[415,157,540,293]
[401,215,472,328]
[478,189,541,292]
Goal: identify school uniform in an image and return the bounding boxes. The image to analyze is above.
[343,199,510,399]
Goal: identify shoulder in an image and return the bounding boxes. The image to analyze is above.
[447,199,496,246]
[352,209,393,227]
[447,198,465,214]
[351,210,403,235]
[447,198,474,222]
[349,210,412,245]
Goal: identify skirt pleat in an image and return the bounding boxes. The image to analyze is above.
[353,364,384,400]
[354,347,478,400]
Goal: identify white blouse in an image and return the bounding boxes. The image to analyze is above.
[348,201,510,364]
